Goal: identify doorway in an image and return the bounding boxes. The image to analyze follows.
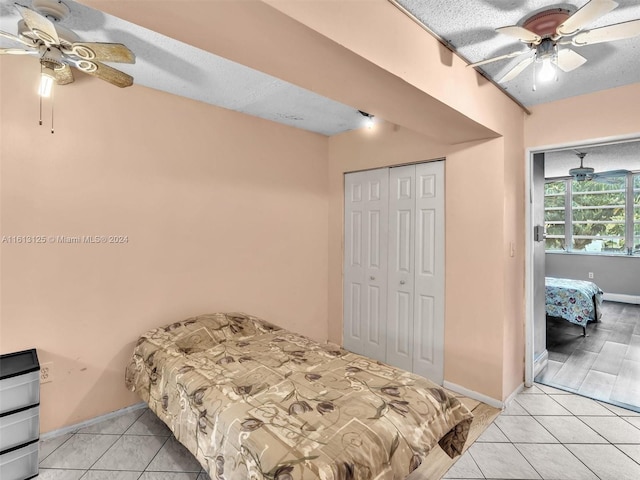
[526,138,640,412]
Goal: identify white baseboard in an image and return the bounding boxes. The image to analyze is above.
[533,350,549,379]
[603,293,640,305]
[40,402,147,440]
[443,381,503,409]
[504,383,525,408]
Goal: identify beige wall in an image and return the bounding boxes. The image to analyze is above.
[297,0,528,401]
[158,0,526,402]
[0,56,329,432]
[1,0,535,436]
[525,83,640,148]
[328,124,523,401]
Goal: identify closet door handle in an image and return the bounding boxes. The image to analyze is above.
[370,276,376,280]
[400,280,405,285]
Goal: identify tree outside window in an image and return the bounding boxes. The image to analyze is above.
[544,172,639,256]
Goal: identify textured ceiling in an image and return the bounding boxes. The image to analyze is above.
[394,0,640,106]
[544,139,640,177]
[0,0,367,136]
[3,1,640,134]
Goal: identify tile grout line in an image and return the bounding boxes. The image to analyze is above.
[39,432,75,465]
[121,406,169,479]
[534,413,603,480]
[455,444,486,480]
[78,409,148,478]
[141,435,172,474]
[523,401,601,480]
[463,448,487,480]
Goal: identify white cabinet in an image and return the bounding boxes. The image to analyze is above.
[344,162,445,384]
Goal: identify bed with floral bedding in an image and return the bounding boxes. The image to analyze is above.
[545,277,603,334]
[125,313,473,480]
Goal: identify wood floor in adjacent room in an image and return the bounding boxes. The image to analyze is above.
[536,301,640,412]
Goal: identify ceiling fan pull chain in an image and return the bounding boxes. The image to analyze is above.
[39,63,43,126]
[532,61,537,91]
[50,87,54,134]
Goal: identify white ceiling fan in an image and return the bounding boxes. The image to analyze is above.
[468,0,640,83]
[0,0,135,90]
[569,152,629,182]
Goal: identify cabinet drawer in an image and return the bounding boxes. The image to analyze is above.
[0,406,40,453]
[0,441,38,480]
[0,372,40,415]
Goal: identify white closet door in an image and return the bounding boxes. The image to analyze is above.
[412,161,445,384]
[343,168,389,362]
[386,165,416,372]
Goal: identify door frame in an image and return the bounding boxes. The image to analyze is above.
[524,133,640,386]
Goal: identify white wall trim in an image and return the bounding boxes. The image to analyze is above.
[602,293,640,305]
[524,148,534,387]
[443,381,504,409]
[533,349,549,379]
[503,383,525,409]
[40,402,147,440]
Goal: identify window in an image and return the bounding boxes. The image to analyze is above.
[544,181,566,251]
[544,171,640,256]
[571,175,626,253]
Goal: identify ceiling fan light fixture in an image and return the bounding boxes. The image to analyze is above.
[538,57,556,82]
[358,110,375,129]
[535,39,557,83]
[38,65,55,97]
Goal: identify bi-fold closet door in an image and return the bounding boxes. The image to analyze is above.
[343,161,444,384]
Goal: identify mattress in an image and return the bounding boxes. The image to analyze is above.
[545,277,603,328]
[125,313,473,479]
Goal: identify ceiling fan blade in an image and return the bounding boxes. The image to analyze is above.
[498,56,534,83]
[572,19,640,46]
[496,26,542,44]
[591,170,629,183]
[595,169,630,176]
[556,49,587,72]
[0,29,37,48]
[467,50,529,68]
[54,64,74,85]
[70,42,135,64]
[14,3,60,45]
[557,0,618,36]
[75,59,133,88]
[0,48,35,55]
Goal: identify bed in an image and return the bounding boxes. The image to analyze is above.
[545,277,603,335]
[125,313,473,480]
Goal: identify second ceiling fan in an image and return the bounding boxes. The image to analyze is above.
[469,0,640,84]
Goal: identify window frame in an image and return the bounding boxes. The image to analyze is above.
[544,171,640,256]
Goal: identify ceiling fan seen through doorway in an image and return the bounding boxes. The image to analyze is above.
[569,151,629,183]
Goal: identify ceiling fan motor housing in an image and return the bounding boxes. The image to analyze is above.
[523,8,572,39]
[536,38,556,61]
[569,166,595,181]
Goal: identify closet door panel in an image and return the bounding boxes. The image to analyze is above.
[344,169,388,362]
[386,165,415,372]
[412,161,445,384]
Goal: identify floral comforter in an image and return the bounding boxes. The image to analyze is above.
[545,277,603,327]
[125,313,473,480]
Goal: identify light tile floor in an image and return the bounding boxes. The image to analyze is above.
[39,409,210,480]
[38,384,640,480]
[443,383,640,480]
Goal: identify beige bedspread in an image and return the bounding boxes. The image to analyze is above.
[125,313,473,480]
